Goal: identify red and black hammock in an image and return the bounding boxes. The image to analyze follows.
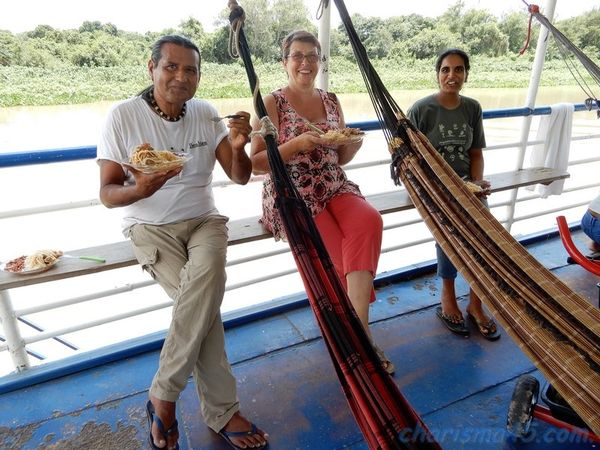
[227,1,440,449]
[327,0,600,435]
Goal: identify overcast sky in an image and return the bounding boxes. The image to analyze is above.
[0,1,594,34]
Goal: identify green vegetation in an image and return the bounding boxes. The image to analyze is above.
[0,0,598,107]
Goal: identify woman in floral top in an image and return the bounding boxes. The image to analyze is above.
[250,30,392,374]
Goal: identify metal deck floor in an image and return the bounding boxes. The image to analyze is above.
[1,232,598,449]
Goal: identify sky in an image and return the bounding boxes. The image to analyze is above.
[0,0,594,34]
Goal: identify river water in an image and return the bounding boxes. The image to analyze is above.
[0,86,593,153]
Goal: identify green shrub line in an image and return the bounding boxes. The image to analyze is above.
[0,57,589,107]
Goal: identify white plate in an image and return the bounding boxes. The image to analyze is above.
[321,134,364,147]
[1,258,58,275]
[121,152,192,174]
[320,129,365,147]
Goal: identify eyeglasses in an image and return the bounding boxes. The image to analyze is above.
[286,52,320,64]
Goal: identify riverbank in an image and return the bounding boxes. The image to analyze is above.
[0,56,588,107]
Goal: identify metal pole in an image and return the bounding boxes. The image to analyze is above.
[0,290,30,372]
[317,1,331,91]
[505,0,557,231]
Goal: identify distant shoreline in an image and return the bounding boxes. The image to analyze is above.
[0,57,587,108]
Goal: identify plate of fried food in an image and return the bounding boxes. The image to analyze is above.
[122,143,192,174]
[1,249,63,275]
[464,180,483,193]
[464,180,491,195]
[320,127,365,146]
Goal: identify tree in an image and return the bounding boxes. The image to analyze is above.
[464,22,508,56]
[401,26,461,59]
[555,9,600,52]
[0,31,21,65]
[386,14,435,42]
[438,0,466,34]
[272,0,315,49]
[101,23,119,37]
[499,12,533,54]
[201,26,233,64]
[340,15,391,59]
[28,25,60,41]
[234,0,276,61]
[79,21,103,33]
[180,17,205,45]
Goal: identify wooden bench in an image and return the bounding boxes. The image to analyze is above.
[0,167,569,291]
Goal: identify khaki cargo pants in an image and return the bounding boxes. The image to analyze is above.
[130,214,239,432]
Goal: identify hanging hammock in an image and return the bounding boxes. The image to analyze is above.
[226,1,440,449]
[326,0,600,435]
[520,1,600,114]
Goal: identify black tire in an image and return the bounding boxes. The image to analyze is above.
[506,374,540,438]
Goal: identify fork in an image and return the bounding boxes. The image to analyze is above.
[210,114,244,122]
[304,121,325,134]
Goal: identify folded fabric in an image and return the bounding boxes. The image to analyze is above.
[528,103,574,198]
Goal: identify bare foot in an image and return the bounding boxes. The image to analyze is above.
[149,396,179,450]
[220,411,269,448]
[440,278,462,321]
[465,304,492,326]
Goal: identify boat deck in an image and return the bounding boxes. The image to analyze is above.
[1,230,598,449]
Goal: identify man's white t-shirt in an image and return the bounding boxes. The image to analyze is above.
[97,96,229,236]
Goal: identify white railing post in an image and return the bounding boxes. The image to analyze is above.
[0,290,30,372]
[317,0,331,91]
[505,0,557,231]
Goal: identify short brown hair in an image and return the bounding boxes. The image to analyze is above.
[281,30,321,59]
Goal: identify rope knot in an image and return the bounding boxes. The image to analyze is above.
[227,1,246,59]
[250,116,279,142]
[518,4,539,56]
[228,2,245,24]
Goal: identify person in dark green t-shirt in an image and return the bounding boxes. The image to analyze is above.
[407,48,500,341]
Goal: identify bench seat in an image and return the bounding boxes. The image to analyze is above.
[0,167,569,291]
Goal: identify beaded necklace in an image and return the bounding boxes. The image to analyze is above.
[143,89,186,122]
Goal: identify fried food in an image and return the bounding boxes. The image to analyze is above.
[321,127,364,142]
[4,250,63,273]
[465,181,483,193]
[24,249,63,270]
[5,255,26,272]
[387,137,404,153]
[130,143,180,166]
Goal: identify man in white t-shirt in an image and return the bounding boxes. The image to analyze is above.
[97,35,268,450]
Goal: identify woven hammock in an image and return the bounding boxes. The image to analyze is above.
[327,0,600,435]
[227,1,441,448]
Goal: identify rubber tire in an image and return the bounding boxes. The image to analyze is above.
[506,374,540,438]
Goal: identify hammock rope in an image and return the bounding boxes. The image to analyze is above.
[329,0,600,435]
[520,1,600,113]
[227,1,441,448]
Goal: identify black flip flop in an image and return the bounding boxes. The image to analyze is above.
[146,400,180,450]
[435,306,470,336]
[467,313,501,341]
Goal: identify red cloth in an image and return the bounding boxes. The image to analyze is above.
[315,193,383,302]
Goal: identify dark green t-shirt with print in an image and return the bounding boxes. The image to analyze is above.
[407,94,486,179]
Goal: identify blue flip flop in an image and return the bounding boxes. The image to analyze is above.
[146,400,180,450]
[219,423,268,449]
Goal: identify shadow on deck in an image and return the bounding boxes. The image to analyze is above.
[1,231,598,449]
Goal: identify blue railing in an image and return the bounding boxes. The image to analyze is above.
[1,103,595,168]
